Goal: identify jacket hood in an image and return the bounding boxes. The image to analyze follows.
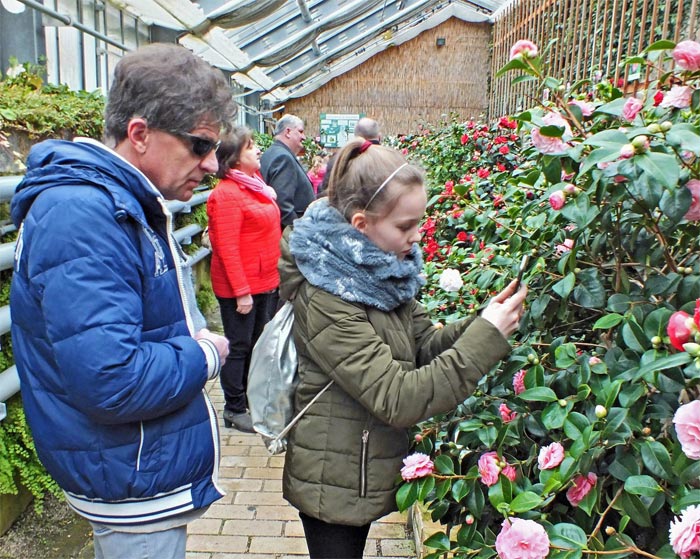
[11,139,163,227]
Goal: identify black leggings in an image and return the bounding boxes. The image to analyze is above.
[299,512,371,559]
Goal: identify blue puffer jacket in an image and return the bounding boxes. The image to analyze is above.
[10,139,223,525]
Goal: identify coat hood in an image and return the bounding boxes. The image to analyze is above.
[11,139,163,228]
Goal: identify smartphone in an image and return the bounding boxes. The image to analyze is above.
[514,254,530,290]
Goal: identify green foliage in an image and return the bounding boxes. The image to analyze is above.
[0,397,61,512]
[396,40,700,558]
[1,59,104,140]
[253,131,273,153]
[196,279,217,315]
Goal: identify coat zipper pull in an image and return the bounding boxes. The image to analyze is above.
[360,429,369,498]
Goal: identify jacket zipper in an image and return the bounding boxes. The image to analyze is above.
[136,421,144,471]
[360,429,369,498]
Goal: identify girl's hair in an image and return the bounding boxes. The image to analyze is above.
[215,126,254,178]
[327,139,425,220]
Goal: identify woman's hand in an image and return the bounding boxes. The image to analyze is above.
[480,280,528,338]
[236,294,254,315]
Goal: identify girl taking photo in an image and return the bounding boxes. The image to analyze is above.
[278,139,527,558]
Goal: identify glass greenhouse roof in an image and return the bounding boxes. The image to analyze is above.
[106,0,511,103]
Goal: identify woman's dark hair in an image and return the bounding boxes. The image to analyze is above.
[327,140,425,221]
[104,43,237,145]
[215,126,254,178]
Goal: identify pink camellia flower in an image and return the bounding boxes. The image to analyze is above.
[538,442,565,470]
[670,505,700,558]
[510,40,538,60]
[531,128,569,154]
[661,85,693,109]
[513,370,526,395]
[495,517,550,559]
[685,179,700,221]
[673,401,700,460]
[589,356,602,366]
[668,311,696,351]
[400,453,435,481]
[549,190,566,210]
[622,97,643,122]
[499,403,517,423]
[478,451,502,487]
[502,464,517,482]
[555,238,574,255]
[568,99,595,117]
[566,472,597,507]
[673,40,700,72]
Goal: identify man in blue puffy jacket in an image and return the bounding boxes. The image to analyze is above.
[9,44,235,559]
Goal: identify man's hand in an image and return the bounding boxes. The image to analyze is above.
[195,328,230,361]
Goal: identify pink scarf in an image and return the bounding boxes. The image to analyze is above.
[225,169,277,201]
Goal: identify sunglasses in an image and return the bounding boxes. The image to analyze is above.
[177,133,221,158]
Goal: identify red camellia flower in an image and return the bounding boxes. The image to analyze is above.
[444,180,454,195]
[497,163,506,172]
[477,168,490,179]
[499,145,510,155]
[668,311,696,351]
[654,90,664,106]
[456,231,468,242]
[461,133,469,145]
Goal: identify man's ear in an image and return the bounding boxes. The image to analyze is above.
[126,118,150,154]
[350,211,367,232]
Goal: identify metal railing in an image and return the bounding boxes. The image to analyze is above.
[0,176,211,421]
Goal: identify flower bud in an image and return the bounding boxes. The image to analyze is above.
[558,399,568,407]
[619,144,635,159]
[683,342,700,357]
[651,336,662,346]
[660,121,673,132]
[642,427,651,436]
[646,123,662,134]
[563,183,579,196]
[595,405,608,418]
[631,135,650,153]
[466,515,475,525]
[415,434,423,442]
[605,526,616,536]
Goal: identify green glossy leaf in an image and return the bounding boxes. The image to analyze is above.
[509,491,544,513]
[396,481,418,511]
[643,39,676,52]
[573,269,606,308]
[542,400,571,429]
[424,531,451,551]
[617,492,652,527]
[434,454,455,475]
[660,185,693,223]
[552,272,576,299]
[583,129,628,148]
[451,479,469,501]
[666,123,700,154]
[519,386,559,402]
[624,475,663,496]
[636,152,679,189]
[593,313,624,329]
[495,58,531,78]
[555,342,578,368]
[549,523,586,559]
[418,475,436,500]
[640,440,674,480]
[630,352,693,381]
[563,412,591,440]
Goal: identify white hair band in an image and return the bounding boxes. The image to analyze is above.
[363,163,409,211]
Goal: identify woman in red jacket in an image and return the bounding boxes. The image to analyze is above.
[207,126,281,432]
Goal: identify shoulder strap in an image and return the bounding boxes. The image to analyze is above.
[272,380,334,446]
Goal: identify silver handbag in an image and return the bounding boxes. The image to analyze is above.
[247,301,332,454]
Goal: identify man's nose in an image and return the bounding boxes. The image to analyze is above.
[200,150,219,174]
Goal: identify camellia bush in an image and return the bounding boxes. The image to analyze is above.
[396,39,700,559]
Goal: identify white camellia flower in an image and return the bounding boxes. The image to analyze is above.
[439,268,463,292]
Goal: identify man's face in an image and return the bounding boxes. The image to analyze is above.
[142,123,221,201]
[285,124,306,155]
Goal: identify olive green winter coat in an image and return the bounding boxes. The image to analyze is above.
[278,233,511,527]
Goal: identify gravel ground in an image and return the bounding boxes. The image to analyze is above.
[0,494,93,559]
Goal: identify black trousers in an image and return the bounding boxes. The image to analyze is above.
[299,512,371,559]
[217,291,278,414]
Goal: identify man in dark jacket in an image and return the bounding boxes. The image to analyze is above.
[260,114,315,228]
[9,44,234,559]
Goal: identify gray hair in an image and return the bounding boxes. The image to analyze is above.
[273,114,304,136]
[354,118,380,141]
[104,43,237,144]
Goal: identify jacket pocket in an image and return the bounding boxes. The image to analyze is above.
[359,429,369,498]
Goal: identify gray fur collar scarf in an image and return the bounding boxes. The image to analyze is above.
[289,198,425,311]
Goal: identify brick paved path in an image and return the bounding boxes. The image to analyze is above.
[186,379,417,559]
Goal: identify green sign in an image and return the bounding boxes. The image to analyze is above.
[320,113,365,148]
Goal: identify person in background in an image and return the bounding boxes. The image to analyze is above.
[9,43,234,559]
[317,117,381,197]
[278,139,526,558]
[306,154,328,195]
[260,114,315,229]
[207,126,281,433]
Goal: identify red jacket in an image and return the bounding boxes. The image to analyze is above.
[207,175,281,298]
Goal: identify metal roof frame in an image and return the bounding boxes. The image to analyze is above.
[102,0,512,105]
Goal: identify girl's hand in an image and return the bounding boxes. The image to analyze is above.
[480,280,528,338]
